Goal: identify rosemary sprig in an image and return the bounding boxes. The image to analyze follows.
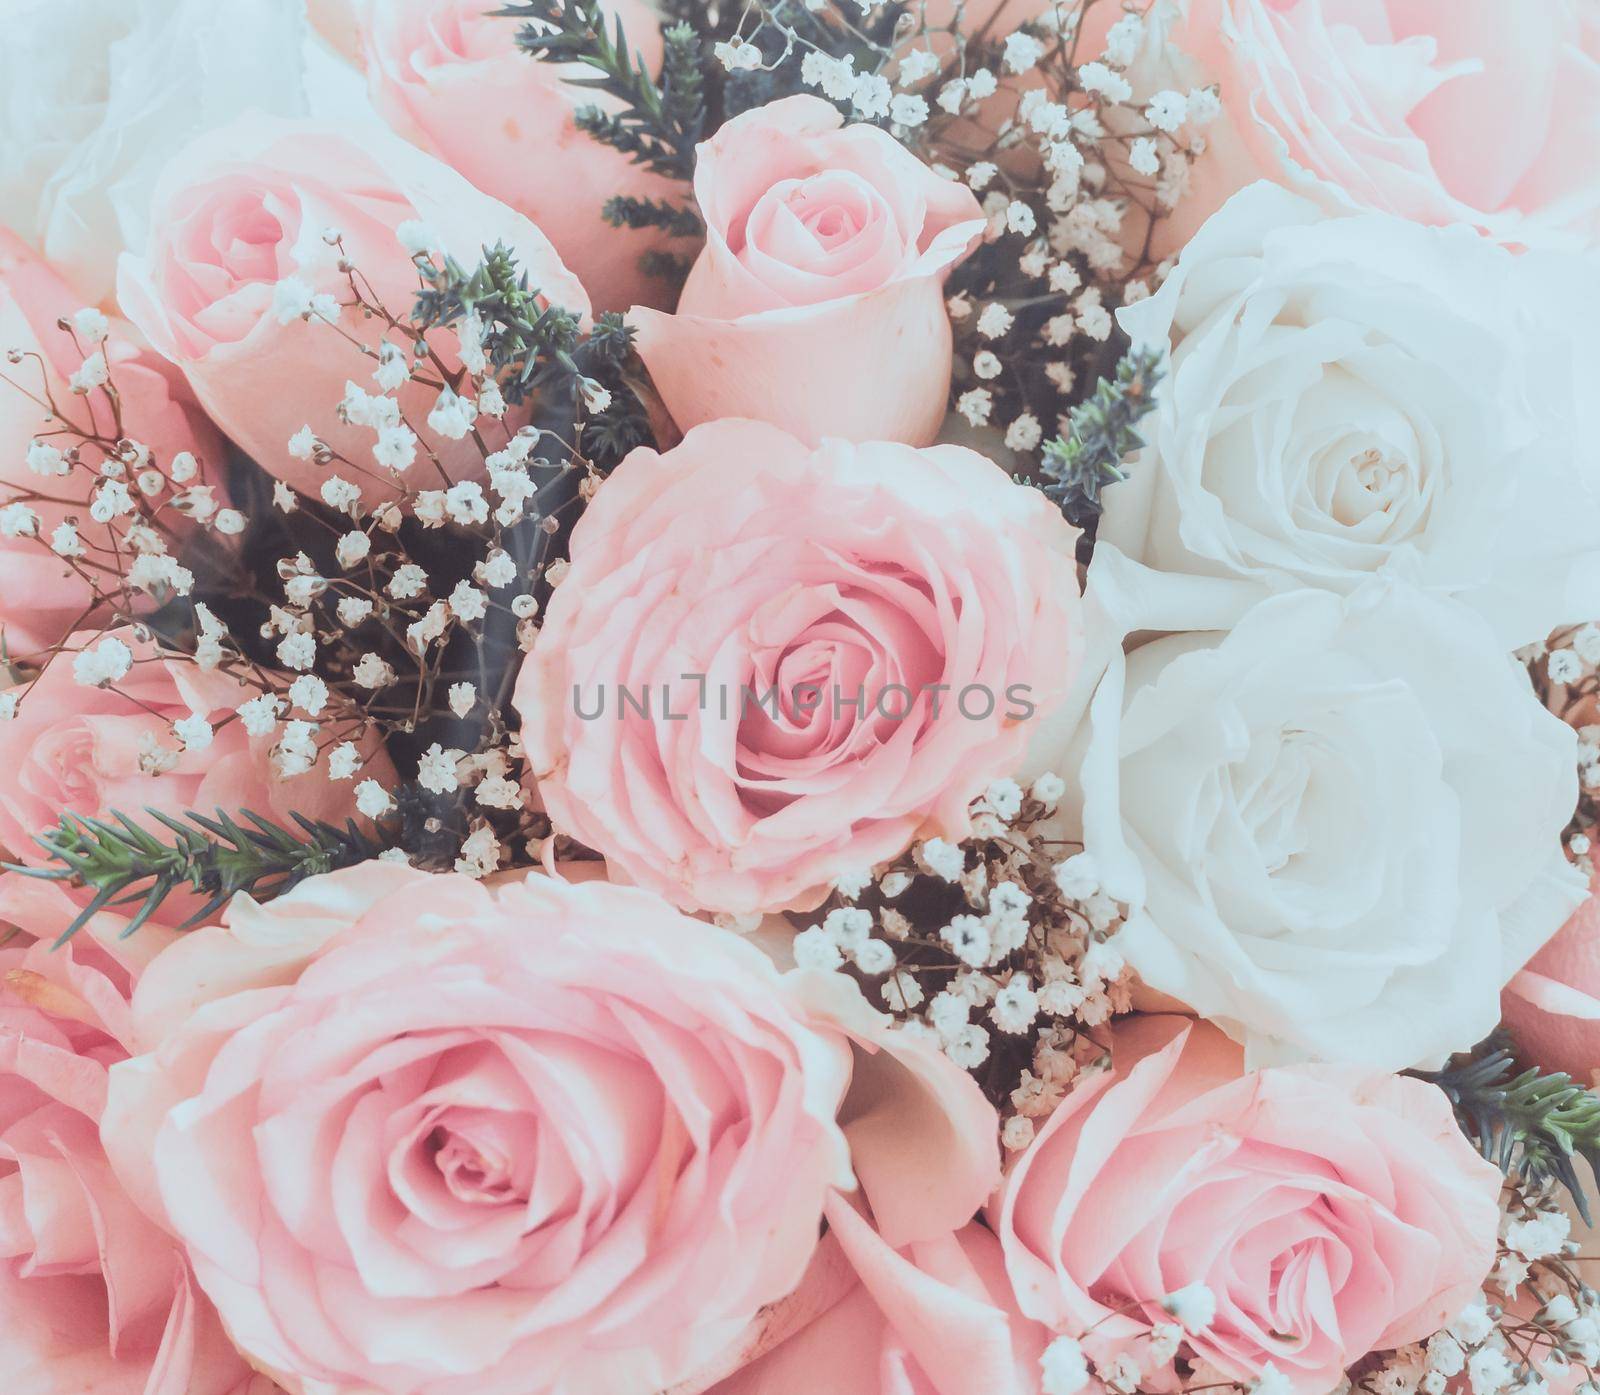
[8,808,386,944]
[1420,1040,1600,1223]
[497,1,707,180]
[1037,344,1166,528]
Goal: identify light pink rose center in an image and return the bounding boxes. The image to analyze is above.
[168,184,298,346]
[734,569,945,801]
[24,723,105,816]
[426,1106,538,1205]
[737,171,910,305]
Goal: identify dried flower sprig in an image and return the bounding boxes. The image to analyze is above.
[781,775,1132,1127]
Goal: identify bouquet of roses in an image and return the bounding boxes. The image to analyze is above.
[0,1,1597,1393]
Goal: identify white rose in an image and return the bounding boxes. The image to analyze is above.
[0,0,308,305]
[1103,182,1598,649]
[1069,550,1584,1070]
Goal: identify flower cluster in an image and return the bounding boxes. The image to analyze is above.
[0,3,1594,1395]
[791,779,1132,1128]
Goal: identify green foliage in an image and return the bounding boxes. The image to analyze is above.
[1038,345,1165,528]
[413,241,585,407]
[10,809,387,943]
[412,246,651,469]
[603,194,703,238]
[498,2,706,180]
[1421,1040,1600,1223]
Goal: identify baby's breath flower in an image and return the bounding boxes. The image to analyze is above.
[1078,61,1133,103]
[373,342,409,392]
[448,682,477,718]
[1006,201,1037,236]
[173,713,213,751]
[898,48,939,85]
[0,503,39,537]
[1549,649,1583,684]
[1102,12,1144,66]
[236,693,282,737]
[1005,414,1043,452]
[320,476,362,515]
[276,631,316,671]
[455,824,502,879]
[72,307,110,343]
[387,563,428,600]
[271,277,315,324]
[851,72,892,120]
[355,778,394,818]
[992,975,1039,1033]
[396,220,435,256]
[1003,31,1045,74]
[288,425,317,460]
[448,580,487,622]
[444,481,489,526]
[50,521,84,558]
[1041,1336,1091,1395]
[1163,1282,1217,1333]
[976,303,1015,339]
[26,439,68,476]
[288,674,329,716]
[955,388,992,426]
[373,423,418,473]
[335,531,371,569]
[793,925,844,972]
[889,92,929,127]
[417,743,462,795]
[427,388,477,441]
[72,635,132,687]
[1146,90,1189,132]
[1128,137,1160,177]
[337,596,374,627]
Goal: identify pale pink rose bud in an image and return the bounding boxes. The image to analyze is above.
[630,95,987,447]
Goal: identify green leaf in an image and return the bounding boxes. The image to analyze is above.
[7,807,388,943]
[1417,1038,1600,1223]
[497,2,706,180]
[1037,344,1166,528]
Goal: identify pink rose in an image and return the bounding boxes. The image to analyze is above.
[1166,0,1600,255]
[630,96,986,447]
[994,1016,1503,1394]
[705,1203,1047,1395]
[0,924,253,1395]
[0,230,224,662]
[355,0,682,312]
[118,113,590,501]
[1504,844,1600,1082]
[101,865,998,1395]
[513,419,1084,915]
[0,626,392,926]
